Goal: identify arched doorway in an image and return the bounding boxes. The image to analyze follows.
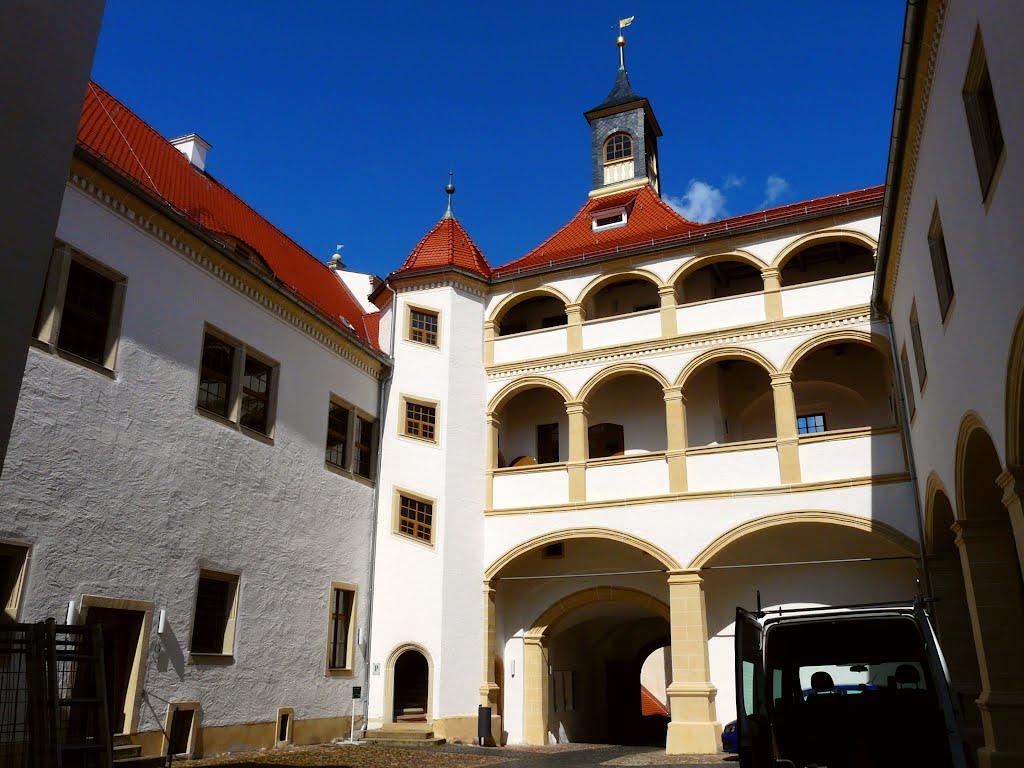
[389,646,430,723]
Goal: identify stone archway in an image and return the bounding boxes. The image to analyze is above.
[384,643,433,725]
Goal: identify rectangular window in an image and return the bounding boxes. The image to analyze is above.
[797,414,827,435]
[409,307,439,347]
[0,542,30,622]
[327,585,355,671]
[901,344,917,418]
[536,423,559,464]
[34,241,126,371]
[928,207,955,320]
[190,570,239,656]
[354,417,373,478]
[963,28,1004,198]
[404,399,437,442]
[909,304,927,390]
[397,493,433,543]
[196,327,278,438]
[325,402,350,468]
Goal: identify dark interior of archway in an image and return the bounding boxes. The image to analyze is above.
[792,343,895,431]
[499,296,567,336]
[588,278,660,320]
[780,241,875,286]
[393,650,429,722]
[962,429,1009,523]
[677,260,763,303]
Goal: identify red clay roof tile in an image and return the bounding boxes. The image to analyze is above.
[76,81,380,351]
[396,216,491,278]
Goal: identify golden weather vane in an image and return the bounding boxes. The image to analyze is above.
[616,16,634,69]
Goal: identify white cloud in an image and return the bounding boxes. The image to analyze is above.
[723,174,746,190]
[761,174,791,208]
[667,180,728,223]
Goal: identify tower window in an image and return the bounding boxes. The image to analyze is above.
[604,133,633,163]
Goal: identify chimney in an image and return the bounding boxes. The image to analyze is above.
[171,133,212,172]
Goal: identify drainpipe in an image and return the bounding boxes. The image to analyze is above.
[361,278,398,735]
[874,300,933,604]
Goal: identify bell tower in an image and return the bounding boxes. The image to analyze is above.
[584,20,663,198]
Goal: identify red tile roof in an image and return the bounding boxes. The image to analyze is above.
[76,81,379,350]
[640,685,670,717]
[494,185,698,276]
[492,183,885,278]
[396,216,492,279]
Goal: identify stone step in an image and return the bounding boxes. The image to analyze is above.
[364,727,437,740]
[113,744,142,760]
[364,737,446,747]
[113,734,133,747]
[112,757,165,768]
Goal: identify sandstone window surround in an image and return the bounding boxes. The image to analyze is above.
[406,303,440,348]
[393,488,435,546]
[326,582,357,674]
[34,240,126,375]
[189,569,240,660]
[401,395,439,444]
[196,325,279,440]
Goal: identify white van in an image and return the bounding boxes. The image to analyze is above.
[734,600,968,768]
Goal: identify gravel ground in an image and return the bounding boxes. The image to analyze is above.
[176,743,736,768]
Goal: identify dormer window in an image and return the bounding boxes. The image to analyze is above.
[604,133,633,163]
[603,133,635,185]
[592,205,628,231]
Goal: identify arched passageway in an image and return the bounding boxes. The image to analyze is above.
[497,295,568,336]
[791,342,896,432]
[584,372,667,457]
[584,277,660,320]
[698,515,918,725]
[496,384,569,466]
[779,239,875,286]
[676,260,763,304]
[684,359,775,446]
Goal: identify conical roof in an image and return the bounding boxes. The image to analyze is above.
[396,216,491,279]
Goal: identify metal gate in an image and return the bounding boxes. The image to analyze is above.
[0,619,112,768]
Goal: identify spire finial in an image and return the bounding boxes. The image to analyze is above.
[443,169,456,219]
[616,16,634,70]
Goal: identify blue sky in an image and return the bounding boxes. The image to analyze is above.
[90,2,905,277]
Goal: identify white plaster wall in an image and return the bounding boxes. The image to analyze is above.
[677,294,766,335]
[686,447,781,492]
[0,185,380,732]
[781,273,874,317]
[493,467,569,508]
[587,457,669,501]
[581,310,661,350]
[799,433,906,483]
[494,327,567,364]
[888,0,1024,511]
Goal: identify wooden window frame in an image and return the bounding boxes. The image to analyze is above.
[325,398,351,470]
[188,569,240,661]
[927,206,955,322]
[963,27,1004,202]
[400,395,440,445]
[909,302,928,392]
[195,325,279,441]
[392,488,436,547]
[900,343,917,419]
[405,303,441,348]
[34,241,126,375]
[325,396,376,482]
[0,541,31,622]
[603,133,634,164]
[325,582,358,675]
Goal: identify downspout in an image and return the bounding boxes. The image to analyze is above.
[361,278,398,734]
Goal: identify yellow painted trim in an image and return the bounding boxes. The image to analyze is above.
[403,301,442,350]
[275,707,294,747]
[325,581,358,675]
[924,470,955,555]
[773,228,878,272]
[161,701,201,758]
[573,268,663,308]
[686,437,776,455]
[687,509,919,569]
[0,541,31,622]
[487,375,572,414]
[392,486,438,548]
[398,393,441,446]
[492,462,568,475]
[485,526,682,579]
[780,328,892,374]
[587,176,650,198]
[954,411,1004,523]
[796,425,901,444]
[675,345,778,389]
[488,286,572,326]
[586,451,666,467]
[485,472,912,516]
[577,361,671,402]
[526,586,669,639]
[487,304,872,375]
[667,248,768,287]
[78,594,154,735]
[188,568,240,659]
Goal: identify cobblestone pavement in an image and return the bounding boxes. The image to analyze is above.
[180,742,736,768]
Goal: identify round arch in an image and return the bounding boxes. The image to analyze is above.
[488,286,572,326]
[525,586,670,640]
[668,249,768,287]
[574,269,665,309]
[781,329,892,375]
[772,229,878,271]
[1006,309,1024,468]
[687,510,918,570]
[675,346,778,390]
[924,471,957,555]
[954,411,1005,522]
[576,362,671,403]
[485,527,682,580]
[487,375,573,415]
[383,642,434,724]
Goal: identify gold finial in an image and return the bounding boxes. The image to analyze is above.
[617,16,634,69]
